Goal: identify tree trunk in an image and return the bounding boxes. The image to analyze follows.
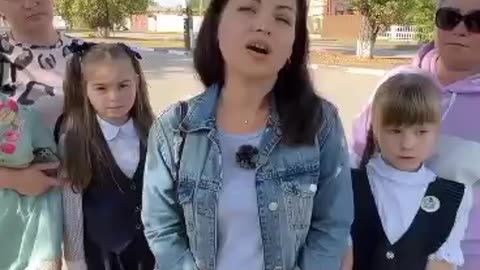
[356,16,376,59]
[97,27,111,38]
[97,0,111,38]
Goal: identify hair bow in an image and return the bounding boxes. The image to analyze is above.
[117,43,143,60]
[68,42,97,57]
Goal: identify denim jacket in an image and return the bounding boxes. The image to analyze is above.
[142,85,353,270]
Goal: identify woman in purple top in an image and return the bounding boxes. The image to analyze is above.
[350,0,480,268]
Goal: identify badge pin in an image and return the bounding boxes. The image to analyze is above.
[421,196,441,213]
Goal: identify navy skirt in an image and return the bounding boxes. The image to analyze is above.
[84,233,154,270]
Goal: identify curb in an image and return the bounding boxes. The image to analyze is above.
[153,48,190,55]
[309,63,387,76]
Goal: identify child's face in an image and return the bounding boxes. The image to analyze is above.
[374,123,439,172]
[85,58,138,125]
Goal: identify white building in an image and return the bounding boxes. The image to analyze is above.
[308,0,327,33]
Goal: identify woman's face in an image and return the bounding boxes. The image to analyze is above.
[436,0,480,71]
[0,0,54,35]
[217,0,297,80]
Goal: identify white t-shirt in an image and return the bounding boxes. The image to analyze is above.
[0,32,78,131]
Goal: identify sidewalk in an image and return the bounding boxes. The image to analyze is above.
[70,31,414,71]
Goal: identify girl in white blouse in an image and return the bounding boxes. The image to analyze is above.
[60,43,155,270]
[342,71,472,270]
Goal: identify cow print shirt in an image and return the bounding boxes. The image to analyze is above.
[0,32,78,131]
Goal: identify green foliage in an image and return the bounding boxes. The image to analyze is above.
[190,0,211,15]
[350,0,415,35]
[55,0,150,31]
[408,0,436,42]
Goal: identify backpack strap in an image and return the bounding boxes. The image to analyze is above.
[175,101,188,181]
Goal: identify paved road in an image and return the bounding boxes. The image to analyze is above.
[141,51,384,138]
[70,30,418,58]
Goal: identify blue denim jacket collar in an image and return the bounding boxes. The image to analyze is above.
[179,84,220,133]
[180,84,281,133]
[180,83,282,169]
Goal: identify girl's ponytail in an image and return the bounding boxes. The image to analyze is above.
[359,126,376,169]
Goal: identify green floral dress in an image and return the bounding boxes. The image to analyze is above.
[0,94,62,270]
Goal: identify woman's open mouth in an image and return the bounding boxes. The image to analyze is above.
[245,40,272,55]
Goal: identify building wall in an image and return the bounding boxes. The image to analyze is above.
[130,14,203,33]
[321,14,362,39]
[130,15,149,32]
[326,0,353,15]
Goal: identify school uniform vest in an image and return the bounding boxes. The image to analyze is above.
[82,130,147,254]
[351,169,465,270]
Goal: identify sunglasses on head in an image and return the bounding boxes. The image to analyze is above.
[435,7,480,34]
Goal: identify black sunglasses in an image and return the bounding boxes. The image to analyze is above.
[435,7,480,33]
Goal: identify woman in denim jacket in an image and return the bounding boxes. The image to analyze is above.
[142,0,353,268]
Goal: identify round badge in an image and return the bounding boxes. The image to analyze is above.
[421,196,441,213]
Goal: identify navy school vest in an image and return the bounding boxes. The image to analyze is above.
[351,169,464,270]
[82,127,147,254]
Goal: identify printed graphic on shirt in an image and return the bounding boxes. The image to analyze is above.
[38,53,57,70]
[0,34,14,55]
[14,48,34,70]
[0,32,77,129]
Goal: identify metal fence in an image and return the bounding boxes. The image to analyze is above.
[378,25,416,41]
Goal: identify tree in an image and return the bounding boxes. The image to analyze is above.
[350,0,414,58]
[55,0,75,28]
[408,0,436,42]
[190,0,211,15]
[55,0,151,37]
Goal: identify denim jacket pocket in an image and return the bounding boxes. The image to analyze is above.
[177,179,196,253]
[281,173,318,231]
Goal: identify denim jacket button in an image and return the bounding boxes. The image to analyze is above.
[274,266,282,270]
[309,184,317,193]
[268,202,278,211]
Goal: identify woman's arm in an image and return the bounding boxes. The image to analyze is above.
[0,108,60,194]
[0,169,15,189]
[142,117,197,270]
[297,104,354,270]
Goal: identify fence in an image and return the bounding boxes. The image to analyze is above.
[378,25,416,41]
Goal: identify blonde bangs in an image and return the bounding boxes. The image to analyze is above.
[373,73,441,127]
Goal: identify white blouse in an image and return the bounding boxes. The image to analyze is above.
[96,116,140,178]
[365,154,472,266]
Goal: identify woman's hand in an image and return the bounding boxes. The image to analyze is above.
[9,162,62,196]
[426,260,454,270]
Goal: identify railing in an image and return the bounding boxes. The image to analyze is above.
[378,25,416,41]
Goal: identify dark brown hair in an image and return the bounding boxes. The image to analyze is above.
[62,43,154,190]
[359,72,442,168]
[193,0,323,145]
